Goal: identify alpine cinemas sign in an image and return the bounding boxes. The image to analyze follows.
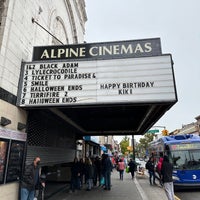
[32,38,162,61]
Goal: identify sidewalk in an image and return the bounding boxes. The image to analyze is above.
[136,172,168,200]
[47,170,168,200]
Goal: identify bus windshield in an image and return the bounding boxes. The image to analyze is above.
[170,149,200,170]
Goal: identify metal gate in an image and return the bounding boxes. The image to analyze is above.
[25,109,76,166]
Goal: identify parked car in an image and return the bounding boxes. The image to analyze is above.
[135,158,142,166]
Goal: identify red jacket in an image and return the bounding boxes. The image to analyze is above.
[118,161,125,170]
[157,157,163,172]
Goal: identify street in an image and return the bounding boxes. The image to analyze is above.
[175,188,200,200]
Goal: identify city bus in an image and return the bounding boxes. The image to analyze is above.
[148,134,200,188]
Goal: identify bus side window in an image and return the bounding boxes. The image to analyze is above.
[165,145,170,156]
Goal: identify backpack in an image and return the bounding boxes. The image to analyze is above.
[145,160,151,170]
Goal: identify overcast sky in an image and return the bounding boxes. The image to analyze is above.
[84,0,200,142]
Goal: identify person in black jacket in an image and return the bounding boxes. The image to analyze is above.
[101,154,113,190]
[78,158,85,188]
[93,156,102,186]
[20,157,45,200]
[70,157,81,192]
[146,156,157,185]
[161,155,175,200]
[128,159,136,179]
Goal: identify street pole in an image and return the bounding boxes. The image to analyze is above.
[132,135,135,160]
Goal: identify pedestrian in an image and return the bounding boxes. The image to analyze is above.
[156,156,164,186]
[20,156,45,200]
[117,159,125,180]
[123,157,128,167]
[128,158,136,179]
[69,157,81,193]
[100,154,106,187]
[161,155,175,200]
[145,156,157,185]
[101,154,113,190]
[85,157,94,191]
[115,156,120,170]
[93,156,102,186]
[111,156,116,169]
[78,158,85,188]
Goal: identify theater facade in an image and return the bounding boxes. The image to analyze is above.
[0,0,177,199]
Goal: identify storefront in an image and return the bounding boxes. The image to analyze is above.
[84,136,100,158]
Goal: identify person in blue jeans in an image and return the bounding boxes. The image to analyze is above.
[146,156,156,185]
[102,154,113,190]
[20,157,45,200]
[118,159,125,180]
[85,157,94,191]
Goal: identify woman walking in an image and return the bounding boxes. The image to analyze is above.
[117,159,125,180]
[85,157,94,191]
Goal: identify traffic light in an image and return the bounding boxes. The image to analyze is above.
[127,146,133,151]
[162,129,169,136]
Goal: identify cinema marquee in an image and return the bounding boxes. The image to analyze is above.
[17,38,176,108]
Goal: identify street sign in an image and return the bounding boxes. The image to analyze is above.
[146,129,159,134]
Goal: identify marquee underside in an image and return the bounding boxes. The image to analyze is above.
[38,101,177,137]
